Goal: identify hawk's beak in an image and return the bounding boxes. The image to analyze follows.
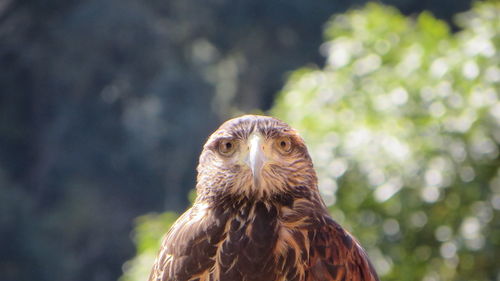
[247,134,266,185]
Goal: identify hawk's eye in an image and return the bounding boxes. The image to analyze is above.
[275,136,293,154]
[218,139,237,156]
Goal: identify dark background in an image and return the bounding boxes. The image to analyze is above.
[0,1,473,281]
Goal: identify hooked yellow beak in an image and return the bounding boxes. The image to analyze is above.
[247,134,266,185]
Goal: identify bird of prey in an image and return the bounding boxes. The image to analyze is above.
[149,115,379,281]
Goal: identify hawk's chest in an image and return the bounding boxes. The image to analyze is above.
[212,201,308,281]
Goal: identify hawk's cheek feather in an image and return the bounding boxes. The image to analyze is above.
[149,115,380,281]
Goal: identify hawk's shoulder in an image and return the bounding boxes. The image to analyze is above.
[306,215,380,281]
[148,202,230,281]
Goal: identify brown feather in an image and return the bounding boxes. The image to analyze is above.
[148,115,379,281]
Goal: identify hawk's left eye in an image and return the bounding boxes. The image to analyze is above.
[218,139,237,156]
[275,136,293,154]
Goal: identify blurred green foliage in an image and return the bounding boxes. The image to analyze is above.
[274,2,500,281]
[123,2,500,281]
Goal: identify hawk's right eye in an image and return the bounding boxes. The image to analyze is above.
[218,139,237,156]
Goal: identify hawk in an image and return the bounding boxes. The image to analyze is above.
[149,115,379,281]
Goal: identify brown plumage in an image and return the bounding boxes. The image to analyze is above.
[149,115,379,281]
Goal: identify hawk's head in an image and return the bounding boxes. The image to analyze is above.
[196,115,317,200]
